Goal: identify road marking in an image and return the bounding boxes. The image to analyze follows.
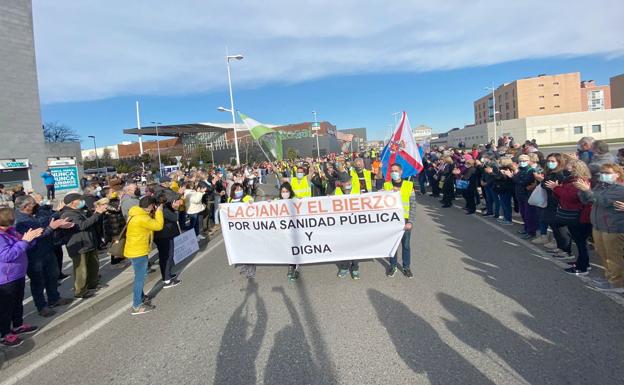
[1,236,224,385]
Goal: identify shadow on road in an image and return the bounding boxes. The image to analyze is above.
[368,289,495,385]
[214,279,267,385]
[417,196,624,384]
[264,286,319,384]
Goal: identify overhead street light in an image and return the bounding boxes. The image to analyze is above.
[484,85,500,144]
[225,51,244,165]
[87,135,100,173]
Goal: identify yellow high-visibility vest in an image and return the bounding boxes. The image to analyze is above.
[383,180,414,219]
[291,177,311,198]
[350,169,372,193]
[228,195,253,203]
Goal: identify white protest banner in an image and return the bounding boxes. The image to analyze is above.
[219,191,405,265]
[173,230,200,264]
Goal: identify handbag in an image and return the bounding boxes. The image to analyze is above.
[108,217,132,257]
[555,206,580,224]
[528,184,548,208]
[455,179,469,190]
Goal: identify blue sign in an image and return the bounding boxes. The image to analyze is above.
[50,166,79,190]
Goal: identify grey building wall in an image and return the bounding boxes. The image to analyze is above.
[0,0,48,193]
[339,128,367,142]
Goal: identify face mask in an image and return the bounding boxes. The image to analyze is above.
[391,171,400,181]
[480,158,486,163]
[280,192,291,199]
[77,200,86,209]
[234,190,243,199]
[547,161,557,170]
[41,199,51,206]
[343,185,352,192]
[296,172,304,179]
[519,161,529,168]
[599,173,617,184]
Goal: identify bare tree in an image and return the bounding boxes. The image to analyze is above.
[43,121,80,142]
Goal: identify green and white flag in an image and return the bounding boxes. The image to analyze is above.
[238,112,283,160]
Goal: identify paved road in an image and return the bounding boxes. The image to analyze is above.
[2,190,624,385]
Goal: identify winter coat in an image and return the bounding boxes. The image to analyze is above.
[512,166,535,202]
[588,153,616,185]
[40,172,55,186]
[0,227,31,285]
[493,167,514,194]
[552,178,591,223]
[154,204,181,240]
[14,210,56,262]
[59,206,101,256]
[103,199,125,242]
[579,182,624,233]
[539,171,567,224]
[184,190,205,215]
[120,194,140,218]
[123,206,164,258]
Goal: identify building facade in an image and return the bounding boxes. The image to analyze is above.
[611,74,624,109]
[474,72,611,125]
[0,0,82,193]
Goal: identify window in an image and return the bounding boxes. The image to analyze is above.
[554,105,560,108]
[592,124,601,133]
[537,129,547,134]
[553,82,559,85]
[553,93,560,96]
[505,92,508,100]
[574,126,583,134]
[505,102,509,110]
[555,127,565,132]
[512,100,516,108]
[539,95,545,98]
[538,84,544,87]
[506,112,510,119]
[539,107,545,110]
[588,90,605,111]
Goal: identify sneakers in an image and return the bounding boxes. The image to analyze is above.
[50,297,74,308]
[0,334,23,348]
[544,240,557,249]
[521,233,536,240]
[351,269,360,280]
[564,267,588,276]
[288,269,300,282]
[337,269,349,278]
[402,268,414,279]
[197,234,206,241]
[567,262,592,271]
[131,303,155,315]
[12,324,38,335]
[163,278,181,288]
[38,307,56,318]
[553,250,574,259]
[386,266,398,277]
[531,235,549,245]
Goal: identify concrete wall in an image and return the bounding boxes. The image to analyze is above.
[0,0,48,193]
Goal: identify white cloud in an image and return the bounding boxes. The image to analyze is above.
[32,0,624,104]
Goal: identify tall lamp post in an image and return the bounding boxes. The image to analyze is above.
[225,52,244,165]
[150,121,163,177]
[484,85,499,144]
[312,110,320,158]
[87,135,100,172]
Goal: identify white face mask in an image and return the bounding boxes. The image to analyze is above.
[391,171,400,181]
[599,173,617,184]
[281,192,291,199]
[296,172,304,179]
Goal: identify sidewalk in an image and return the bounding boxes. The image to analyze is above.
[0,236,211,370]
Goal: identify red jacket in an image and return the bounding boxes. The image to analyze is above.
[552,178,591,223]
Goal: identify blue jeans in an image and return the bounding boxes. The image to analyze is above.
[484,185,500,216]
[498,192,512,222]
[390,227,411,269]
[213,198,221,225]
[189,213,203,236]
[27,255,60,311]
[130,256,148,308]
[418,172,427,194]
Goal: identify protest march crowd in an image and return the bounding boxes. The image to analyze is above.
[1,135,623,349]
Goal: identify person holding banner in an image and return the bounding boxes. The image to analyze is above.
[124,197,164,315]
[227,183,256,279]
[278,182,300,282]
[384,163,416,278]
[334,178,361,280]
[153,192,182,289]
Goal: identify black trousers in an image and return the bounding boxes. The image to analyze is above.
[54,245,64,274]
[154,237,174,282]
[462,189,476,212]
[46,184,55,200]
[0,278,25,337]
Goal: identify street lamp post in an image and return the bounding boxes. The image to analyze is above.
[150,121,163,177]
[312,110,320,158]
[484,85,498,144]
[87,135,100,172]
[225,52,244,165]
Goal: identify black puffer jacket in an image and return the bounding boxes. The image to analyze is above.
[59,206,101,256]
[103,199,125,243]
[154,204,181,239]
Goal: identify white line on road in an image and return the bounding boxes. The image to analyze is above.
[1,236,225,385]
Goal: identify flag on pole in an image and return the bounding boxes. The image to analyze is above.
[238,112,283,160]
[380,111,424,181]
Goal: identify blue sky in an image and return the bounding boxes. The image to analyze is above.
[33,0,624,147]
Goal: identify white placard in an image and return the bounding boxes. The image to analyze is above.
[219,191,405,265]
[173,230,200,264]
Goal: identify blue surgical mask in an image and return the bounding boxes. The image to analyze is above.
[547,161,558,170]
[519,161,529,168]
[296,172,304,179]
[391,171,400,181]
[343,184,352,191]
[77,200,86,209]
[234,190,244,199]
[599,173,617,184]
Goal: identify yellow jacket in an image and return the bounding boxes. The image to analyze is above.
[123,206,164,258]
